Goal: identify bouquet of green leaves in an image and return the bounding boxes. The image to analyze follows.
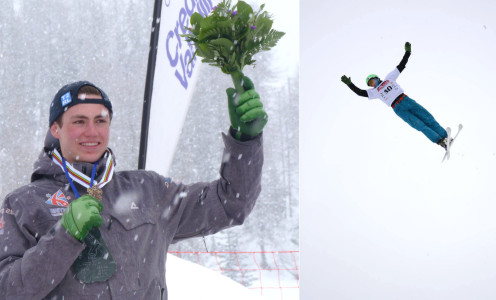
[182,0,285,94]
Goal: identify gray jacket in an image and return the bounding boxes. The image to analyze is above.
[0,133,263,299]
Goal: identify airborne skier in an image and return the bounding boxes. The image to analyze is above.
[341,42,451,149]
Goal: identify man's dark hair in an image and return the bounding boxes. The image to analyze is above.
[78,85,103,97]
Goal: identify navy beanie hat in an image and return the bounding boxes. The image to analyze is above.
[49,81,113,126]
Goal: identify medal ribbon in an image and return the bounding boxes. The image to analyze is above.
[51,149,115,197]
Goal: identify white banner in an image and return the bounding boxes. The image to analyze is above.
[145,0,215,175]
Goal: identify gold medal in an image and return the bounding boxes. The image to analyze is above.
[87,186,103,201]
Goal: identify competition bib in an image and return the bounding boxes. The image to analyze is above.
[368,79,404,106]
[377,79,401,102]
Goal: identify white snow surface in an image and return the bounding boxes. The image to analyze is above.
[166,255,267,299]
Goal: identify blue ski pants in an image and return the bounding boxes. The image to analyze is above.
[393,96,447,143]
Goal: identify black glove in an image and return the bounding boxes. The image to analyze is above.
[405,42,411,52]
[341,75,352,85]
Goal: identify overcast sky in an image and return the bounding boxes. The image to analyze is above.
[301,0,496,299]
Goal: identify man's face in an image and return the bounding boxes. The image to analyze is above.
[368,78,379,88]
[50,95,110,163]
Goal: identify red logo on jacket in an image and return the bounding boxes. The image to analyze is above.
[377,80,390,92]
[45,190,70,207]
[0,217,5,234]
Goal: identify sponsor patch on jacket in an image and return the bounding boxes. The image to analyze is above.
[45,190,70,207]
[0,208,15,215]
[49,207,66,217]
[0,217,5,235]
[0,208,14,235]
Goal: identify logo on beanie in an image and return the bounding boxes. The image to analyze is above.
[61,91,72,107]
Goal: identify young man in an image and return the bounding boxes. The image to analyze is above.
[0,79,266,299]
[341,42,450,149]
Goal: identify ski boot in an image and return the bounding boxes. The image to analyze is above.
[437,137,453,150]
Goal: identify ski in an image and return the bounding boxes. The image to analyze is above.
[442,124,463,162]
[442,127,452,162]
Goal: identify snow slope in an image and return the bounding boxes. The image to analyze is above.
[167,254,266,299]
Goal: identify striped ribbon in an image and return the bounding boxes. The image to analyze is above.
[51,149,115,189]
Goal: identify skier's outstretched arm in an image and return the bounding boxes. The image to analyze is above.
[341,75,368,97]
[397,42,412,73]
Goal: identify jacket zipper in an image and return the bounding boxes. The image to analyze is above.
[108,216,113,230]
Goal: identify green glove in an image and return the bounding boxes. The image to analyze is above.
[61,195,103,242]
[226,76,268,140]
[341,75,352,85]
[405,42,411,52]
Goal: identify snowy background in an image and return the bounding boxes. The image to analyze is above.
[0,0,298,298]
[301,0,496,299]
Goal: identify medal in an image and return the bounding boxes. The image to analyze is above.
[87,186,103,201]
